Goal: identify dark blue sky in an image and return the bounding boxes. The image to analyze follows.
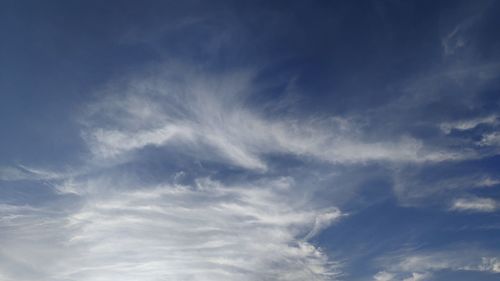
[1,1,500,280]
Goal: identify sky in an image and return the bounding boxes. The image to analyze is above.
[1,1,500,280]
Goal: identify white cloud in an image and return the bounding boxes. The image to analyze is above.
[81,64,463,171]
[441,25,466,56]
[478,132,500,147]
[474,177,500,187]
[0,177,343,281]
[377,248,500,277]
[0,204,73,280]
[402,272,430,281]
[374,271,395,281]
[374,271,430,281]
[390,165,500,208]
[0,65,353,281]
[0,165,64,181]
[439,115,497,134]
[450,197,497,212]
[477,257,500,273]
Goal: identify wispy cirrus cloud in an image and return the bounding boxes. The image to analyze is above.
[374,247,500,280]
[2,2,500,281]
[439,115,498,134]
[478,132,500,147]
[0,165,65,181]
[373,271,430,281]
[0,63,352,280]
[373,271,395,281]
[450,197,498,213]
[0,176,342,281]
[81,63,464,172]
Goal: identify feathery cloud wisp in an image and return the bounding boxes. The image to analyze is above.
[82,64,464,171]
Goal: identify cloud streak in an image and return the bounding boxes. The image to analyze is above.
[374,247,500,280]
[450,197,498,212]
[82,64,464,171]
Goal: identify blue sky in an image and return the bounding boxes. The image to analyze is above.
[1,1,500,280]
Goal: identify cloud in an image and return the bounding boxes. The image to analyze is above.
[391,166,500,207]
[3,3,500,281]
[478,132,500,147]
[0,64,359,281]
[402,272,430,281]
[373,271,395,281]
[476,257,500,273]
[81,64,464,171]
[450,197,497,212]
[376,248,500,277]
[475,177,500,187]
[439,115,498,134]
[0,204,73,281]
[441,24,467,56]
[373,271,430,281]
[0,176,343,281]
[0,165,64,181]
